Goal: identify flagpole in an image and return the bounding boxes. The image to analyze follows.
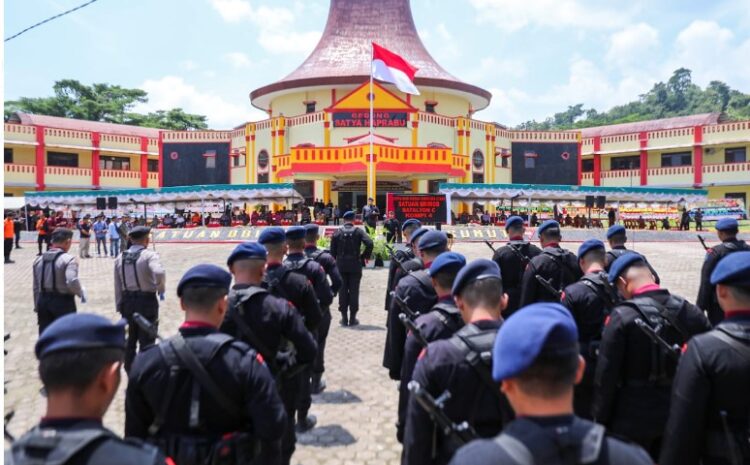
[369,42,374,203]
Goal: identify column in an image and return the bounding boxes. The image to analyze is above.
[576,133,582,185]
[593,136,602,187]
[411,179,419,193]
[270,118,277,183]
[323,113,331,147]
[367,146,377,201]
[445,191,452,225]
[139,136,148,188]
[323,180,331,204]
[158,132,164,187]
[693,125,703,186]
[92,132,101,188]
[35,125,46,191]
[249,124,256,184]
[639,131,648,186]
[411,113,419,146]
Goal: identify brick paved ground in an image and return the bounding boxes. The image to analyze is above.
[3,239,711,463]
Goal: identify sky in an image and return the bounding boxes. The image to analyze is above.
[3,0,750,129]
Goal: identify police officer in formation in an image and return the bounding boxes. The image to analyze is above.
[593,252,711,460]
[519,220,581,306]
[604,224,660,283]
[491,216,542,316]
[330,210,373,326]
[561,239,620,419]
[303,223,343,394]
[8,313,166,465]
[397,251,466,442]
[449,303,653,465]
[661,251,750,465]
[125,264,287,465]
[113,226,166,373]
[696,218,750,326]
[221,242,317,465]
[403,259,513,465]
[385,229,445,381]
[32,228,86,335]
[385,218,422,312]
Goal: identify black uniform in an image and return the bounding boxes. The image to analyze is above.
[491,240,542,316]
[605,246,661,284]
[520,245,581,307]
[384,217,402,243]
[125,325,287,465]
[593,288,711,459]
[219,285,318,465]
[8,419,165,465]
[264,262,322,331]
[660,314,750,465]
[448,415,653,465]
[397,296,465,441]
[384,267,437,380]
[403,320,514,465]
[329,223,373,322]
[561,271,620,419]
[696,239,750,325]
[385,247,419,311]
[305,245,343,376]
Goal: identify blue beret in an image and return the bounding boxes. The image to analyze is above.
[304,224,320,235]
[578,239,605,259]
[428,252,466,277]
[418,230,448,251]
[607,252,646,283]
[492,303,578,381]
[710,251,750,286]
[227,241,267,266]
[402,219,421,230]
[258,226,286,244]
[285,226,305,240]
[128,226,151,239]
[343,211,355,220]
[715,218,739,231]
[537,220,560,236]
[177,264,232,297]
[606,225,626,239]
[452,259,502,296]
[505,216,524,230]
[35,313,126,359]
[410,227,429,246]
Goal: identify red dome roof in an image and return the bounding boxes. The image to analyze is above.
[250,0,491,111]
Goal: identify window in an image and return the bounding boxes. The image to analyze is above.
[100,155,131,171]
[472,173,484,183]
[501,157,508,168]
[611,155,640,170]
[258,150,269,169]
[425,102,437,113]
[4,148,13,163]
[258,172,269,183]
[524,157,535,169]
[428,179,446,193]
[47,151,79,167]
[661,152,691,167]
[305,101,316,114]
[472,150,484,170]
[232,154,245,167]
[147,159,159,172]
[582,159,594,172]
[204,150,216,169]
[725,147,747,164]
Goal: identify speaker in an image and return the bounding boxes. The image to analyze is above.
[107,197,118,209]
[596,196,606,209]
[585,196,595,208]
[96,197,106,210]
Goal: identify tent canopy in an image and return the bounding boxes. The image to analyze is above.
[24,184,304,209]
[3,197,28,210]
[438,183,707,204]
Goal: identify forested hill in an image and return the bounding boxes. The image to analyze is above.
[515,68,750,131]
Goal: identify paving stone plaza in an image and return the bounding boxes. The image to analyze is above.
[4,238,710,464]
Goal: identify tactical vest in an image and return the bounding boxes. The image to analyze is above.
[263,266,292,299]
[449,324,501,422]
[338,227,360,260]
[120,249,145,292]
[429,302,463,335]
[579,271,620,312]
[540,249,578,291]
[39,250,65,294]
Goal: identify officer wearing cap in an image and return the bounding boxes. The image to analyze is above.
[32,228,86,335]
[126,264,287,465]
[403,259,513,465]
[397,251,466,442]
[696,217,750,325]
[330,211,373,326]
[449,303,652,465]
[560,239,620,419]
[8,313,166,465]
[114,225,166,373]
[520,220,581,307]
[384,219,422,312]
[384,229,445,381]
[661,251,750,465]
[221,242,317,465]
[491,216,542,316]
[362,197,380,233]
[304,223,342,394]
[383,210,401,243]
[604,224,661,283]
[593,252,710,460]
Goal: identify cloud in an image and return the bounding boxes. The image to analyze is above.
[180,60,199,71]
[224,52,252,68]
[480,87,530,125]
[136,76,266,129]
[257,31,322,55]
[209,0,253,22]
[605,23,660,69]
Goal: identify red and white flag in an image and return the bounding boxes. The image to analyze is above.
[371,42,420,95]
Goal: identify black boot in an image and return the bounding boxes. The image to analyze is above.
[311,373,326,394]
[339,313,348,326]
[349,313,359,326]
[296,411,317,432]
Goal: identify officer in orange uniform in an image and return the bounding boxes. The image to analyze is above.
[4,211,16,264]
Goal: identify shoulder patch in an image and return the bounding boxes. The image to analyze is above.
[560,291,566,301]
[256,353,265,365]
[418,348,427,360]
[681,343,688,354]
[604,315,611,326]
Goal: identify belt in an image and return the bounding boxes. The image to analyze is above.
[39,291,74,298]
[122,290,156,298]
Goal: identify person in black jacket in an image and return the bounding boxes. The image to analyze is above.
[449,303,652,465]
[661,251,750,465]
[383,211,402,243]
[696,218,750,326]
[385,218,421,312]
[593,252,712,461]
[604,224,660,283]
[330,211,373,326]
[491,216,542,316]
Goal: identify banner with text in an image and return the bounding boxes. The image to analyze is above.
[386,193,447,224]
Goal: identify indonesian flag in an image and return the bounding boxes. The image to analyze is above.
[371,42,420,95]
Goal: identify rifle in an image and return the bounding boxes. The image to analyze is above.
[535,275,563,300]
[484,240,496,253]
[505,243,531,267]
[408,381,477,445]
[634,318,681,361]
[399,313,429,348]
[391,292,419,321]
[133,312,162,342]
[385,243,407,272]
[697,234,709,251]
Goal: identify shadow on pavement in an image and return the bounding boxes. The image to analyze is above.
[297,424,356,447]
[347,324,383,332]
[313,389,362,404]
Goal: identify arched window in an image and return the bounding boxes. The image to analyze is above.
[472,150,484,170]
[257,150,269,170]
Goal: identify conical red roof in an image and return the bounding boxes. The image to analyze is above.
[250,0,491,110]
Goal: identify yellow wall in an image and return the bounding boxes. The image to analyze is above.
[6,145,35,165]
[47,149,92,168]
[707,184,750,202]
